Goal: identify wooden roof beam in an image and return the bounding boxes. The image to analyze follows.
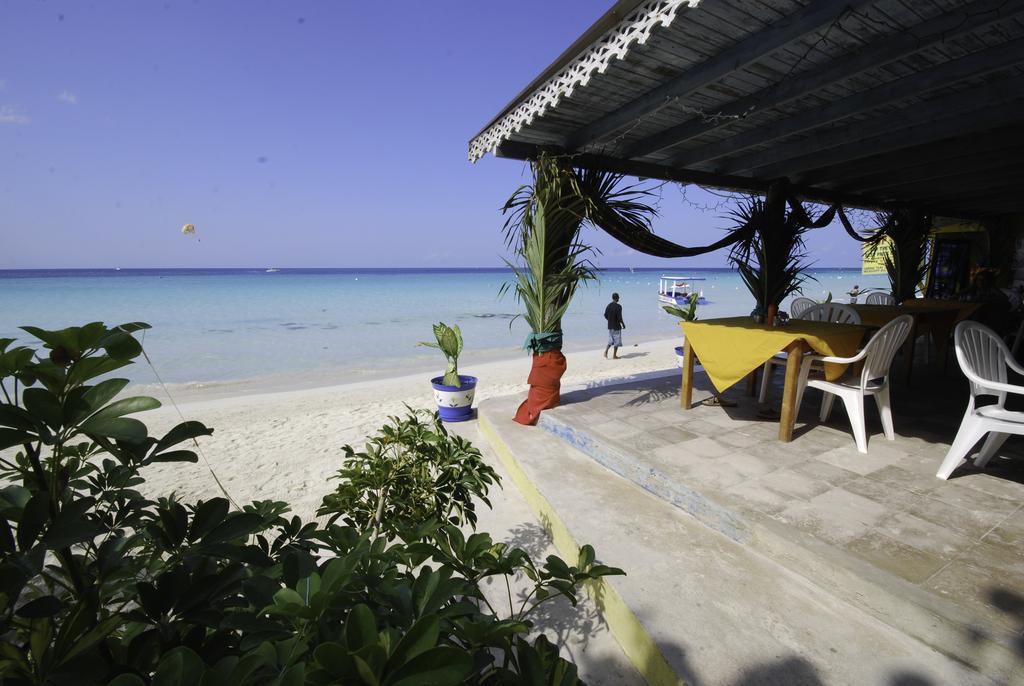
[714,79,1024,177]
[496,140,928,214]
[847,153,1024,195]
[495,140,1000,219]
[623,0,1024,160]
[562,0,878,152]
[874,170,1024,203]
[672,38,1024,170]
[797,128,1023,187]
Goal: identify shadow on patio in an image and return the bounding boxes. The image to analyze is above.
[541,354,1024,681]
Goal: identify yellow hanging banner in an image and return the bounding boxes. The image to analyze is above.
[862,236,893,275]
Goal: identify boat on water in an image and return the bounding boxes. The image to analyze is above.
[265,268,280,273]
[659,275,709,306]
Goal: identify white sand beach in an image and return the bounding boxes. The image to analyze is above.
[140,337,681,520]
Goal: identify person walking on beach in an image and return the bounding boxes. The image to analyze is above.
[604,293,624,359]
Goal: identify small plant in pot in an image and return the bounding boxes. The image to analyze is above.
[662,292,699,367]
[419,321,477,422]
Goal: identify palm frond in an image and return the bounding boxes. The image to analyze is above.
[500,154,651,337]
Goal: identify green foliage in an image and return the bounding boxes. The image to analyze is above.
[727,196,819,313]
[865,210,931,302]
[500,155,657,337]
[418,322,464,387]
[0,323,623,685]
[662,294,700,322]
[317,409,498,539]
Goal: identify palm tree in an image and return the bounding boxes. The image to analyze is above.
[726,181,833,322]
[501,154,657,346]
[500,154,658,424]
[865,209,931,302]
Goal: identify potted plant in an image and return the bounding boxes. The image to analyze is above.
[662,292,699,367]
[501,155,657,425]
[419,322,477,422]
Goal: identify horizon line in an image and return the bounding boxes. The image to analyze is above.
[0,265,865,271]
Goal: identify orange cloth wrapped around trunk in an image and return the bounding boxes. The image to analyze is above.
[514,350,567,425]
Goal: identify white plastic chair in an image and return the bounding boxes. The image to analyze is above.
[798,314,913,453]
[866,292,897,306]
[758,303,862,403]
[790,296,816,318]
[800,302,861,324]
[936,321,1024,479]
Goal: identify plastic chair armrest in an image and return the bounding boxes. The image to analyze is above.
[963,370,1024,397]
[1006,356,1024,379]
[814,347,869,365]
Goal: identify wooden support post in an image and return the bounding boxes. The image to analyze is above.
[680,338,694,411]
[778,341,804,442]
[905,320,918,386]
[745,368,758,396]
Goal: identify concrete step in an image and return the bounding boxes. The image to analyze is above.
[478,396,1006,686]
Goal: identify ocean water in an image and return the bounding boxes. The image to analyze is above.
[0,267,888,390]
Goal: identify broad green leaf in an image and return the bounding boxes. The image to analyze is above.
[154,420,213,453]
[274,663,305,686]
[80,378,130,415]
[80,416,147,442]
[200,512,263,545]
[386,615,439,671]
[344,604,377,651]
[189,498,230,542]
[273,588,304,608]
[152,646,207,686]
[17,493,49,551]
[55,614,124,666]
[148,449,199,464]
[87,396,161,421]
[15,595,62,618]
[384,646,473,686]
[0,427,32,451]
[107,676,147,686]
[22,388,63,431]
[0,404,37,431]
[100,330,143,360]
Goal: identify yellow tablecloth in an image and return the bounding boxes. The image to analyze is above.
[680,317,868,393]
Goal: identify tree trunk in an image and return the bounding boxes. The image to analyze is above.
[514,350,568,425]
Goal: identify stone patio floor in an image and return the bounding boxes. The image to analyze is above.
[535,361,1024,678]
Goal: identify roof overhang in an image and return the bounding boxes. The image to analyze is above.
[469,0,1024,218]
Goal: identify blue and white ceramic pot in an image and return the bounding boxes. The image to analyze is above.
[431,375,478,422]
[675,345,686,368]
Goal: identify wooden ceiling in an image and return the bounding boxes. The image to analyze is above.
[470,0,1024,217]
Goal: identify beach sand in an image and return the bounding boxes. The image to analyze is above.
[140,337,681,520]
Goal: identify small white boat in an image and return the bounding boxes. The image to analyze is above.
[659,275,708,306]
[265,268,280,273]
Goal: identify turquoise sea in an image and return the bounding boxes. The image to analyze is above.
[0,268,888,391]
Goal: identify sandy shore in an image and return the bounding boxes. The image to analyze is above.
[140,337,681,519]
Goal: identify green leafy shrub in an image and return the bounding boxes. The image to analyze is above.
[0,323,623,684]
[317,409,497,539]
[418,322,464,387]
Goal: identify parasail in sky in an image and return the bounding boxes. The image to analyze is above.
[181,223,196,235]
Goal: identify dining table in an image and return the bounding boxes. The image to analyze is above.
[679,317,869,441]
[850,299,979,380]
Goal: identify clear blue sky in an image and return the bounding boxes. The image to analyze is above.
[1,1,864,269]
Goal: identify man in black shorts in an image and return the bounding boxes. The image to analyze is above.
[604,293,624,359]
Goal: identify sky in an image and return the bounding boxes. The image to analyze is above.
[0,1,867,269]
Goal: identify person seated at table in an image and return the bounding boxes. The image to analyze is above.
[968,269,1013,333]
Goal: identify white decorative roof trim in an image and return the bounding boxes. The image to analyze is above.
[468,0,695,162]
